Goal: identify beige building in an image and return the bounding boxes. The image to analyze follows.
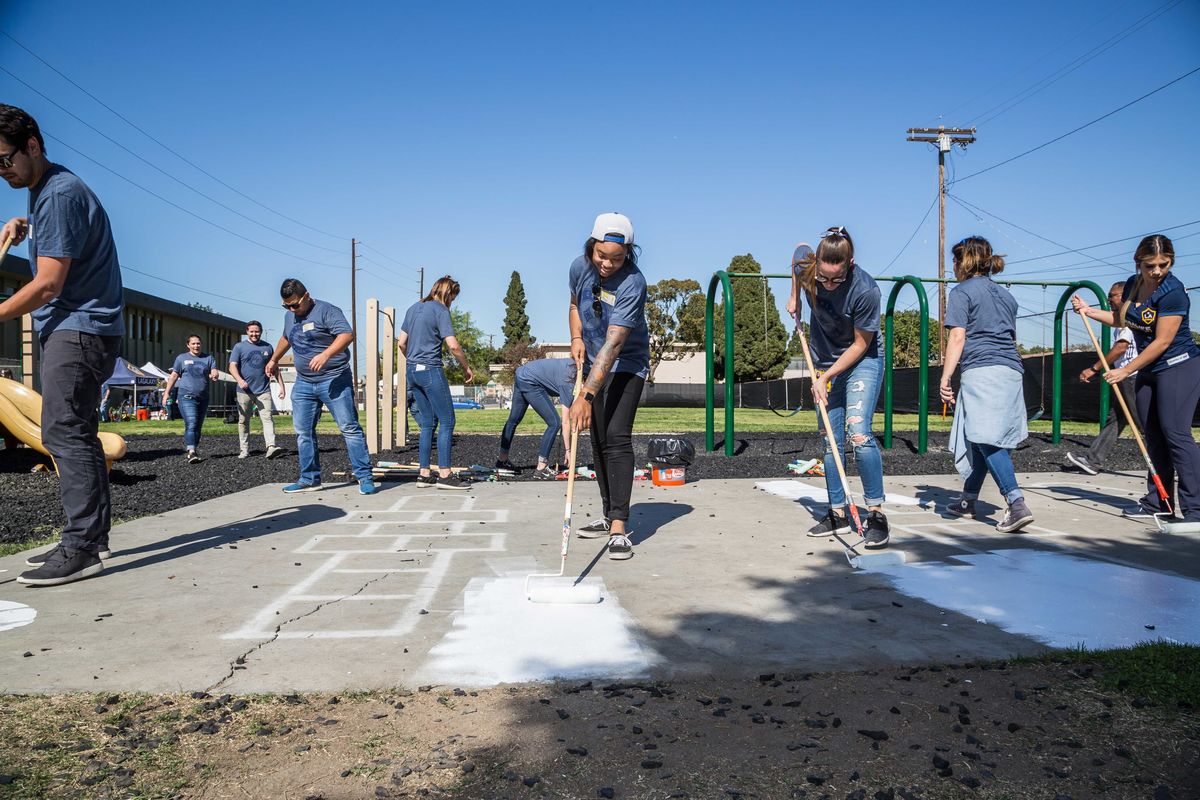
[1,252,245,390]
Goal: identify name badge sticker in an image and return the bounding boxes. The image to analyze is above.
[302,322,316,332]
[600,290,616,306]
[184,359,194,366]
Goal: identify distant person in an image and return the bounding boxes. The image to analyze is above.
[163,334,218,463]
[940,236,1034,532]
[1074,234,1200,525]
[1064,281,1140,476]
[99,385,111,422]
[0,104,123,586]
[399,276,473,490]
[787,226,891,548]
[264,278,376,495]
[568,213,650,561]
[229,319,285,459]
[496,357,577,479]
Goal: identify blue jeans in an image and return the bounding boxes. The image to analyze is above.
[962,442,1023,504]
[177,392,209,450]
[500,378,562,462]
[407,364,455,470]
[821,356,885,507]
[292,370,372,485]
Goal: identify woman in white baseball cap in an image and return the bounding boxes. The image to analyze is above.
[567,212,652,560]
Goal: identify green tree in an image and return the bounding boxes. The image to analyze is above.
[443,308,498,385]
[712,254,789,382]
[888,310,938,367]
[496,339,547,384]
[501,271,532,349]
[645,278,704,382]
[1192,330,1200,347]
[187,302,214,313]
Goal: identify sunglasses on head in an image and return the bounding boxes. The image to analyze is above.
[820,226,848,239]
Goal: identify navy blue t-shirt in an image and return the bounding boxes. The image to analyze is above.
[568,255,651,379]
[171,352,216,396]
[27,165,125,339]
[401,300,455,368]
[1122,273,1200,373]
[283,299,353,381]
[516,358,576,404]
[805,264,881,368]
[229,340,274,395]
[944,276,1023,373]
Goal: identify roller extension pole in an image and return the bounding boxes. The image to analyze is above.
[525,370,602,603]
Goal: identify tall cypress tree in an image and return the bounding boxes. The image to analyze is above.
[502,271,532,348]
[713,254,789,382]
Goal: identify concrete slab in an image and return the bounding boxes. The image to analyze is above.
[2,469,1199,692]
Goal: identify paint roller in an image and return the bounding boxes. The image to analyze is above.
[1077,302,1200,535]
[525,369,603,604]
[791,243,906,570]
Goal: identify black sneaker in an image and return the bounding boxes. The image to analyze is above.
[533,466,556,480]
[996,499,1035,533]
[17,545,103,586]
[186,450,202,464]
[495,459,518,473]
[415,475,437,488]
[607,534,634,560]
[863,511,890,548]
[945,497,976,519]
[577,518,612,538]
[808,510,851,538]
[1065,452,1099,476]
[1122,500,1167,519]
[436,474,470,491]
[26,544,111,567]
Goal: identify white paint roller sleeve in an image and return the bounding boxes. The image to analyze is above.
[527,583,603,605]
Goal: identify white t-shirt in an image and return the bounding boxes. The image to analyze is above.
[1114,327,1138,373]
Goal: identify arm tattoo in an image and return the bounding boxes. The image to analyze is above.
[583,324,630,394]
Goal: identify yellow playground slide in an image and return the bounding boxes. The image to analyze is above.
[0,377,127,470]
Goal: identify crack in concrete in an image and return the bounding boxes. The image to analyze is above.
[207,571,395,692]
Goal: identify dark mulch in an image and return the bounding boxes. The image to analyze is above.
[0,430,1139,547]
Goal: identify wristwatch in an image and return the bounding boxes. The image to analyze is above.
[582,390,595,403]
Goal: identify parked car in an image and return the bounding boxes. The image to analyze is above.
[452,395,484,410]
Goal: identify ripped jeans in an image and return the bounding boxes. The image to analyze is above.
[820,355,885,508]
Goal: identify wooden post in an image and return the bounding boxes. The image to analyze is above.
[396,338,407,449]
[382,306,395,451]
[365,298,380,454]
[21,313,35,389]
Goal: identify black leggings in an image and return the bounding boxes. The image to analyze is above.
[1136,356,1200,518]
[591,371,645,523]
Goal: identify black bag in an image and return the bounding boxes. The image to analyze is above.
[645,436,695,466]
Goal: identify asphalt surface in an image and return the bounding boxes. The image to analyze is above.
[0,429,1143,546]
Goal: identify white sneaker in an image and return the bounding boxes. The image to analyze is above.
[238,451,250,459]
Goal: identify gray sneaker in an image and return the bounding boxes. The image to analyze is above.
[946,497,976,519]
[18,545,103,586]
[1065,452,1099,476]
[996,499,1034,533]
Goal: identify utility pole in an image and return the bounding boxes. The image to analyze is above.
[906,126,976,361]
[351,238,359,396]
[418,266,424,299]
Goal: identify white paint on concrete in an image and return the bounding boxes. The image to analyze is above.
[755,480,921,506]
[0,601,36,632]
[415,577,656,686]
[868,548,1200,649]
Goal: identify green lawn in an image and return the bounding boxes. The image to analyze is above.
[99,408,1134,437]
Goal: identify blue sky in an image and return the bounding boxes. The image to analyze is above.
[2,0,1198,363]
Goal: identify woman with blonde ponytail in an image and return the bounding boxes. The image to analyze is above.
[1073,234,1200,524]
[940,236,1034,532]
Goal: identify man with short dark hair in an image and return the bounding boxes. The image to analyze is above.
[0,104,123,586]
[230,319,285,459]
[265,279,376,495]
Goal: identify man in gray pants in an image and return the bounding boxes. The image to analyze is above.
[0,104,123,586]
[229,320,286,459]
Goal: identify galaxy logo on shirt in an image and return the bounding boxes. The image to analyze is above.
[1141,308,1157,326]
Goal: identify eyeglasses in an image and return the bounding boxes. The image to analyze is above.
[820,226,848,239]
[282,294,308,310]
[591,283,603,317]
[0,147,21,169]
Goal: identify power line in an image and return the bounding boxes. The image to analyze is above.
[1,65,345,256]
[121,264,281,312]
[952,65,1200,184]
[357,254,421,283]
[46,134,346,269]
[1,29,347,243]
[970,0,1186,126]
[357,242,421,273]
[1006,219,1200,265]
[878,192,939,277]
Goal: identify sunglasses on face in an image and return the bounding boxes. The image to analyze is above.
[591,283,603,317]
[0,147,21,169]
[282,295,308,310]
[815,274,848,286]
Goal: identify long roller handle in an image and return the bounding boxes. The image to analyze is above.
[559,368,586,566]
[1078,308,1172,512]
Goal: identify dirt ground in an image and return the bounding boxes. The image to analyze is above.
[2,657,1197,800]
